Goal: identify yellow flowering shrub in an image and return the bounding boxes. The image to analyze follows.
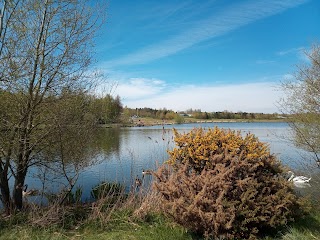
[167,127,269,172]
[154,127,302,239]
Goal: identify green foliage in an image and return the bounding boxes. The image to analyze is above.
[186,109,281,120]
[155,127,303,239]
[65,187,83,204]
[0,0,107,212]
[89,94,123,124]
[174,114,185,124]
[280,210,320,240]
[123,107,181,120]
[91,182,125,200]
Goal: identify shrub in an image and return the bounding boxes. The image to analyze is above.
[174,114,185,124]
[154,127,301,239]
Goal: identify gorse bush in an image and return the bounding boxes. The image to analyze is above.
[167,127,270,172]
[154,127,302,239]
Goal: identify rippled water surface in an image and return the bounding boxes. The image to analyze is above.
[22,122,320,202]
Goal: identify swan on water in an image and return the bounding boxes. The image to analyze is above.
[288,171,311,183]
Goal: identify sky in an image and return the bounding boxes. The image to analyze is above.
[94,0,320,113]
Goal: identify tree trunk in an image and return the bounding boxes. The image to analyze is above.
[0,170,12,214]
[12,164,27,210]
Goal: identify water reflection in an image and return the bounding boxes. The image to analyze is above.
[91,127,121,156]
[24,127,122,204]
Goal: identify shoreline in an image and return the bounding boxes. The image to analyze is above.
[101,118,286,128]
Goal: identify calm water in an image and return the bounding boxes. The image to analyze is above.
[21,122,320,202]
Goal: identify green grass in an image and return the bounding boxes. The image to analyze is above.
[279,212,320,240]
[1,213,320,240]
[0,211,193,240]
[0,227,192,240]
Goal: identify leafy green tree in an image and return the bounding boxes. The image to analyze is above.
[89,94,123,124]
[0,0,104,213]
[174,114,185,124]
[279,43,320,165]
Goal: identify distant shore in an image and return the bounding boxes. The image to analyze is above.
[101,117,286,128]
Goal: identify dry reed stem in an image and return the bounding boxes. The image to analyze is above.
[28,203,66,227]
[133,189,162,219]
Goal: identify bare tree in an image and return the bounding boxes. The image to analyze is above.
[0,0,104,213]
[279,43,320,166]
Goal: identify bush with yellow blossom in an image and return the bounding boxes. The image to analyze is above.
[154,127,302,239]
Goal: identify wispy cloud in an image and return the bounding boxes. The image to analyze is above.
[103,0,308,68]
[277,46,312,63]
[255,60,276,65]
[276,47,305,56]
[116,82,283,113]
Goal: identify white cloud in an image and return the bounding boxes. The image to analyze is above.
[115,77,166,100]
[103,0,308,68]
[119,82,283,113]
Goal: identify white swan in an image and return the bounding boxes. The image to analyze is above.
[288,171,311,183]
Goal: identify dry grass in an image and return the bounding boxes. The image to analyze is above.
[132,190,162,219]
[5,182,159,230]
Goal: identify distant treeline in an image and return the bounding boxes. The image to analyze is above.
[90,94,122,124]
[190,110,285,120]
[122,107,286,120]
[123,107,179,120]
[0,89,123,125]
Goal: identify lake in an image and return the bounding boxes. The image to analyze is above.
[20,122,320,203]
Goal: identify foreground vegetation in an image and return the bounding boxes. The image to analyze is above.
[0,194,319,240]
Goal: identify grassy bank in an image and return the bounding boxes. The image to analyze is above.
[1,209,320,240]
[0,212,192,240]
[1,193,320,240]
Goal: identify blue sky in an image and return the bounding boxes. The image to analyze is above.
[95,0,320,113]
